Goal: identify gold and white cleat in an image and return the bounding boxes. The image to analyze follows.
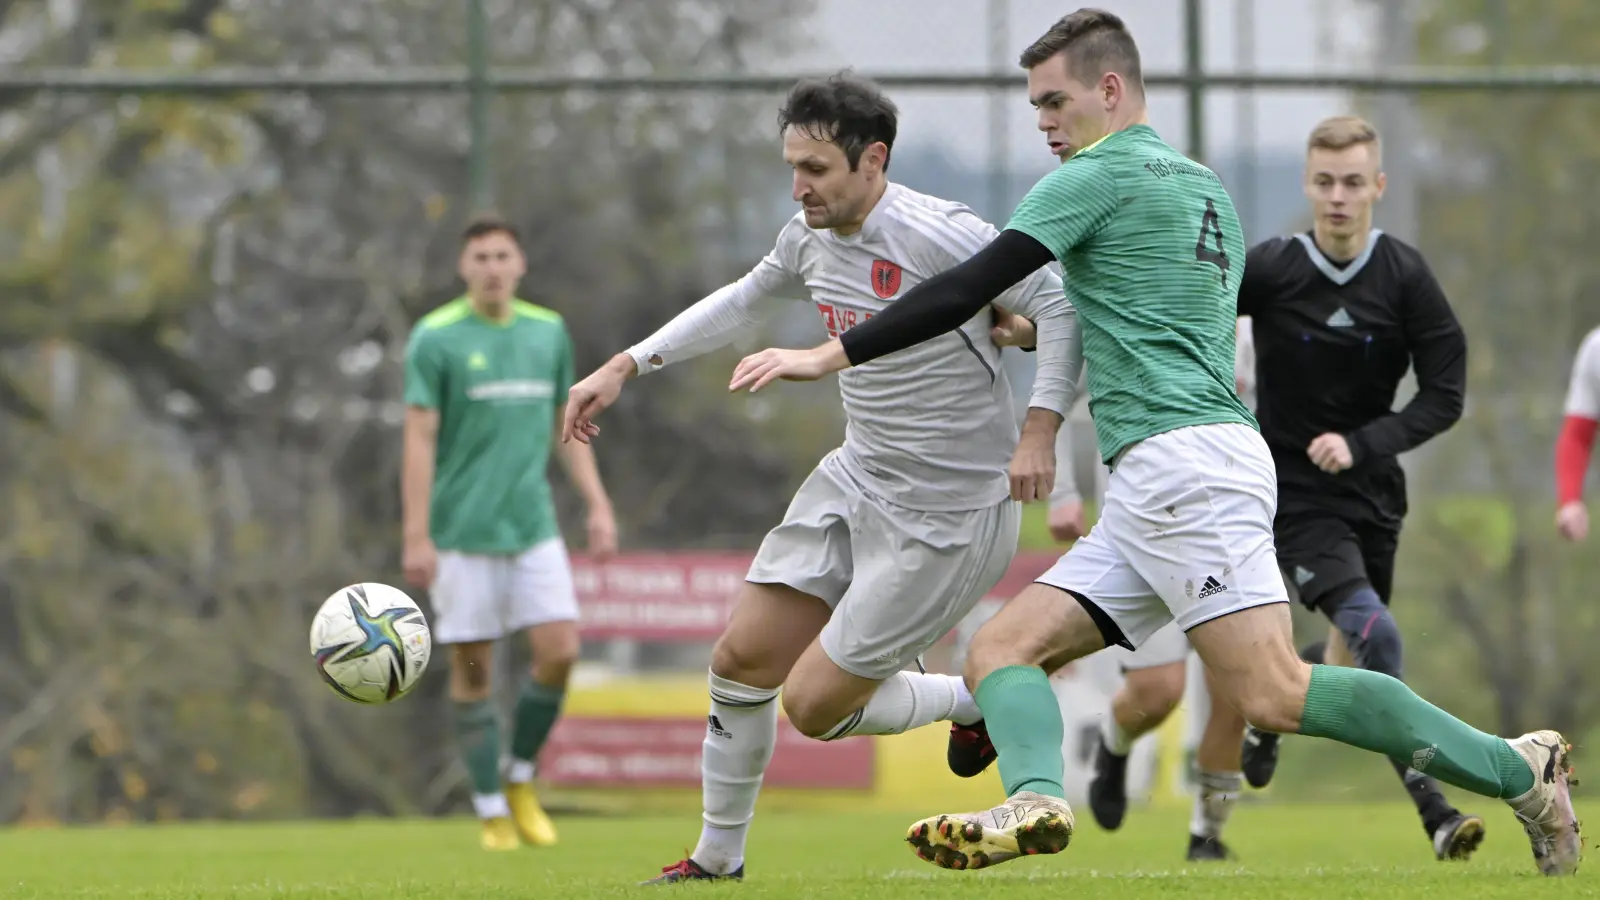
[904,790,1074,870]
[507,781,559,847]
[1505,730,1581,876]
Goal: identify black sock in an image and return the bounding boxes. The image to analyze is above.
[1388,756,1457,833]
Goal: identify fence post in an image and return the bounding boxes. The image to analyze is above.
[467,0,492,211]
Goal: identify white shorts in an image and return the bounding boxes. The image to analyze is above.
[1109,620,1189,671]
[429,538,579,644]
[746,450,1021,680]
[1037,422,1289,651]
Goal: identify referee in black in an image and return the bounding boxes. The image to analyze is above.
[1236,115,1481,861]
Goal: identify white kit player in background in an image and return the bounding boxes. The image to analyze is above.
[1555,326,1600,541]
[560,72,1083,884]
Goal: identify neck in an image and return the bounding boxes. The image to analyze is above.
[831,179,888,237]
[1106,102,1151,137]
[470,294,513,324]
[1311,222,1371,262]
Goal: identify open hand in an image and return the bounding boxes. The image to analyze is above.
[729,343,847,393]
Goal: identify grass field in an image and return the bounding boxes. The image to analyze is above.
[6,802,1596,899]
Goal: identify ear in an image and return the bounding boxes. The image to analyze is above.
[864,141,889,175]
[1101,71,1122,109]
[1373,170,1388,201]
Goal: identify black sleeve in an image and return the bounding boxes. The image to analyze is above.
[1344,256,1468,464]
[839,229,1057,366]
[1236,240,1277,318]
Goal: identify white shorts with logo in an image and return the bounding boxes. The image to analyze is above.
[1109,620,1190,671]
[746,450,1022,681]
[429,537,579,644]
[1037,422,1289,650]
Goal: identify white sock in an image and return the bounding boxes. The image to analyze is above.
[692,670,778,875]
[472,792,509,819]
[1190,770,1242,839]
[1101,713,1134,756]
[506,759,536,784]
[820,672,976,740]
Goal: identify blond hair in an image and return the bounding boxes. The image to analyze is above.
[1307,115,1381,161]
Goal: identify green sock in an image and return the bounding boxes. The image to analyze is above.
[510,677,566,764]
[453,700,503,795]
[974,665,1066,799]
[1297,665,1533,799]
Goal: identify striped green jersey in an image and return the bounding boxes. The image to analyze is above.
[403,298,574,553]
[1006,124,1255,463]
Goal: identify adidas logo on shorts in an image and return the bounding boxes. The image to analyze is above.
[1198,576,1228,599]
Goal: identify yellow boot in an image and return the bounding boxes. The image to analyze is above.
[506,781,558,846]
[480,816,520,851]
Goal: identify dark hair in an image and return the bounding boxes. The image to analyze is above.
[1018,8,1144,93]
[461,214,521,248]
[777,71,898,172]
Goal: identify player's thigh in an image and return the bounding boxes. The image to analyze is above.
[1355,523,1400,606]
[817,491,1022,686]
[1103,423,1291,635]
[1186,601,1309,734]
[1027,517,1175,666]
[714,581,833,691]
[1275,510,1369,611]
[507,539,581,665]
[430,550,511,647]
[722,458,855,689]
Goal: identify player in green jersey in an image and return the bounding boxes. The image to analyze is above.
[402,216,618,852]
[727,8,1579,878]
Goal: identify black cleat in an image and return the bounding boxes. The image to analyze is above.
[1432,812,1487,861]
[1187,833,1233,861]
[1241,726,1281,789]
[1087,737,1129,831]
[642,858,744,885]
[947,719,997,778]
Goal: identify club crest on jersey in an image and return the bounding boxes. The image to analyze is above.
[870,259,902,299]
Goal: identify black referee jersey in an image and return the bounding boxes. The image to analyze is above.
[1238,228,1467,528]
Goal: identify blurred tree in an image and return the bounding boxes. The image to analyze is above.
[0,0,816,823]
[1378,0,1600,740]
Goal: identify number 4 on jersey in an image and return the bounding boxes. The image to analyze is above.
[1195,198,1230,287]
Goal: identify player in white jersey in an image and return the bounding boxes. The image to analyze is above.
[560,72,1084,884]
[1556,326,1600,541]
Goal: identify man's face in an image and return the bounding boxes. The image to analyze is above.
[783,125,883,230]
[458,231,525,305]
[1028,53,1113,162]
[1304,144,1386,240]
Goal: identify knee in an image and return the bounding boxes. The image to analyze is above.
[780,687,839,740]
[1121,665,1185,724]
[449,646,494,700]
[963,624,1046,690]
[1233,660,1313,734]
[710,633,778,688]
[1354,610,1403,678]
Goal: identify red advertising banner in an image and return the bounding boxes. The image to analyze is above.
[539,715,875,789]
[572,551,1060,642]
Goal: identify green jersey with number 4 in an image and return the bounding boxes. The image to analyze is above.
[404,298,575,554]
[1006,124,1254,464]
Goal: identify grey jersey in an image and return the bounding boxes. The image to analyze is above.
[625,182,1082,512]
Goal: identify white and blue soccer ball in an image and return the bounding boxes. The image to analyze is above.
[310,582,432,704]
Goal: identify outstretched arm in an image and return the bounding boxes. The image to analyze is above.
[565,236,803,443]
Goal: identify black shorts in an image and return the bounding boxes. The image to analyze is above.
[1274,511,1398,611]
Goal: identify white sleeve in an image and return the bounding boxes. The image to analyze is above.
[930,208,1082,415]
[625,227,806,375]
[1049,420,1081,507]
[1002,265,1083,417]
[1564,328,1600,420]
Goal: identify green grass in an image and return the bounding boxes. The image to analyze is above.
[4,802,1596,898]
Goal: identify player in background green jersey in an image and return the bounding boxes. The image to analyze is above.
[402,216,618,852]
[727,8,1578,878]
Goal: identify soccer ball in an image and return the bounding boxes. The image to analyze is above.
[310,582,432,704]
